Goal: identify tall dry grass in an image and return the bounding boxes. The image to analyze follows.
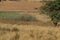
[0,23,60,40]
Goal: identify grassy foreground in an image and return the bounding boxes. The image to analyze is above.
[0,11,60,40]
[0,23,60,40]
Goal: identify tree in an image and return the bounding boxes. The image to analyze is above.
[40,1,60,26]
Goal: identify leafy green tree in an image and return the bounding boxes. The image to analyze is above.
[40,1,60,26]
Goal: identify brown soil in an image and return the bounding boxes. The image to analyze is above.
[0,1,45,12]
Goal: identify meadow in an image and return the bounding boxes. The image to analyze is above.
[0,23,60,40]
[0,11,60,40]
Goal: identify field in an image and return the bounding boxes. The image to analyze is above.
[0,23,60,40]
[0,11,60,40]
[0,1,59,40]
[0,1,44,11]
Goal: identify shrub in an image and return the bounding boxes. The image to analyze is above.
[40,1,60,26]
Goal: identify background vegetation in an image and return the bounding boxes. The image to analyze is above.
[0,11,37,22]
[40,0,60,26]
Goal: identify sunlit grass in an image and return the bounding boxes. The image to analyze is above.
[0,23,60,40]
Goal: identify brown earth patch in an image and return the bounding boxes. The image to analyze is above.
[0,1,45,12]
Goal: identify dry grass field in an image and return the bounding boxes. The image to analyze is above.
[0,23,60,40]
[0,11,60,40]
[0,1,60,40]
